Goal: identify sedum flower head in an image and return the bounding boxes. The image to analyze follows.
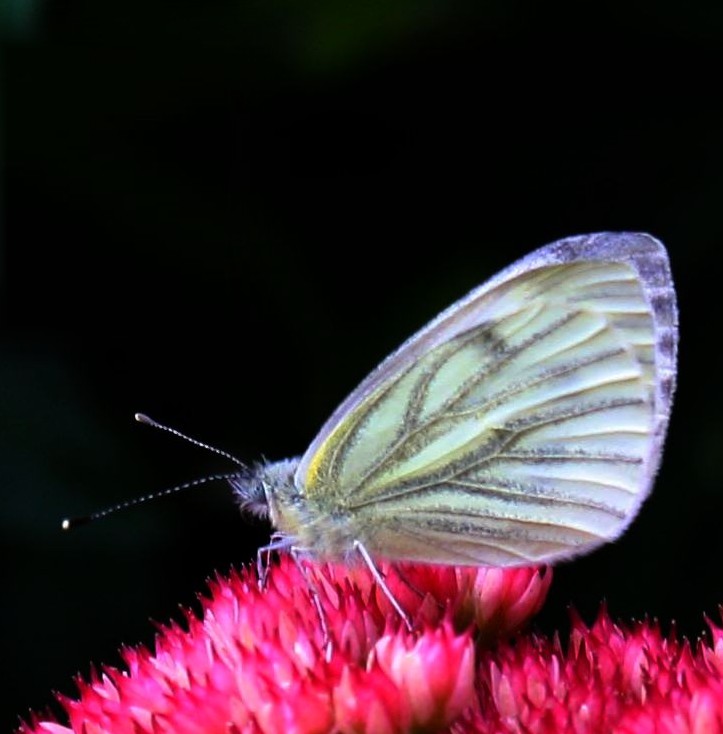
[459,605,723,733]
[20,557,549,734]
[21,557,723,733]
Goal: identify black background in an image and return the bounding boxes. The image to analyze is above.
[5,2,723,729]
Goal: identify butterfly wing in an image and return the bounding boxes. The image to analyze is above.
[296,233,677,566]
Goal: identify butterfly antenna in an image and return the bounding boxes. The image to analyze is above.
[134,413,246,468]
[61,413,249,530]
[61,473,242,530]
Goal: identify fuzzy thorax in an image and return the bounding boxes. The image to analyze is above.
[229,457,362,562]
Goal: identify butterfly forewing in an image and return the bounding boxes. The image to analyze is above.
[296,233,677,566]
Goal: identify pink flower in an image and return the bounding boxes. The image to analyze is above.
[23,556,723,733]
[458,606,723,733]
[20,557,548,734]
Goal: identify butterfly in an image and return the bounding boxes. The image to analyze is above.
[229,232,677,575]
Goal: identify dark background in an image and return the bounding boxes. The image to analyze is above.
[4,2,723,729]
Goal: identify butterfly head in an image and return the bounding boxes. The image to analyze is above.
[229,457,302,526]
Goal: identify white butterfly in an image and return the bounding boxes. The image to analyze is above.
[233,232,678,570]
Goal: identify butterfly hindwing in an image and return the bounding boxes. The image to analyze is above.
[296,233,677,565]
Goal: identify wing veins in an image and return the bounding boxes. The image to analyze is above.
[322,356,418,485]
[373,478,625,512]
[348,396,645,512]
[350,463,640,510]
[503,396,645,433]
[325,320,501,482]
[396,525,535,563]
[495,450,642,465]
[391,526,538,564]
[403,322,500,430]
[346,396,644,508]
[350,344,632,495]
[445,479,628,518]
[548,428,648,439]
[440,369,642,426]
[414,509,607,540]
[434,308,588,417]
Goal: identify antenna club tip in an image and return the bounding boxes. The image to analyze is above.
[135,413,152,424]
[62,515,90,530]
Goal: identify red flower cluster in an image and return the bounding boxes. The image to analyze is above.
[19,557,723,733]
[462,606,723,733]
[19,558,549,734]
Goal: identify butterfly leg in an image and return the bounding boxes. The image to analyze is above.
[256,534,293,589]
[256,538,334,659]
[288,547,334,662]
[353,540,413,632]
